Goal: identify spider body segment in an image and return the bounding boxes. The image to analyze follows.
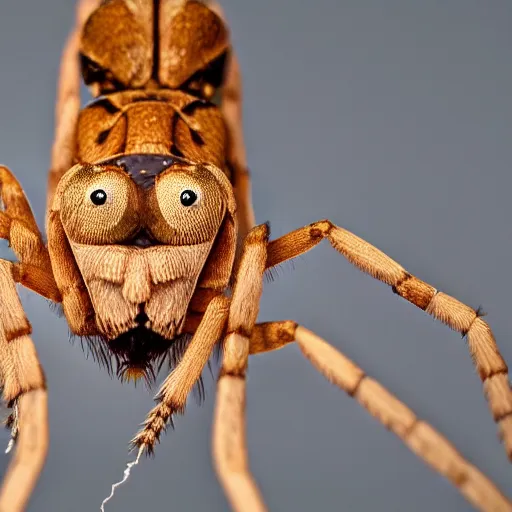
[0,1,511,511]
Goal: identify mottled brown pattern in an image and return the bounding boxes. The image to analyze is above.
[265,219,512,468]
[76,90,227,170]
[80,0,154,92]
[392,274,437,310]
[159,0,229,88]
[248,320,297,354]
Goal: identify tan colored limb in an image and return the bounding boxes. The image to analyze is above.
[296,326,512,512]
[249,320,297,354]
[0,260,48,512]
[266,220,512,460]
[47,0,100,211]
[131,295,229,453]
[0,166,60,301]
[0,390,48,512]
[221,52,256,241]
[213,225,269,512]
[207,1,256,241]
[250,321,511,511]
[0,261,46,408]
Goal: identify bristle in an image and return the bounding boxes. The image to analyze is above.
[130,402,175,455]
[68,329,195,388]
[264,266,279,283]
[191,376,206,405]
[123,366,147,384]
[264,257,296,284]
[263,220,271,237]
[475,305,487,318]
[47,300,65,318]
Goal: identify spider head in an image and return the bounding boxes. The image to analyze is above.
[47,157,236,364]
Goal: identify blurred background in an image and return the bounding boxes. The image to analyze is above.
[0,0,511,510]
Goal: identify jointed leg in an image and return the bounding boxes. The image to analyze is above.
[0,390,48,512]
[248,320,297,355]
[0,260,48,512]
[0,151,57,512]
[221,52,256,242]
[0,262,45,403]
[247,321,511,512]
[0,170,57,509]
[208,1,256,242]
[0,12,90,496]
[0,166,60,301]
[131,295,230,453]
[266,220,512,460]
[47,0,100,211]
[213,225,269,512]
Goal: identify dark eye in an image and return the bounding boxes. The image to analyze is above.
[180,190,198,207]
[90,189,107,206]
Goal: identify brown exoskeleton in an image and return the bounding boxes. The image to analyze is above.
[0,1,511,511]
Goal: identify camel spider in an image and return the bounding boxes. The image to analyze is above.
[0,1,510,511]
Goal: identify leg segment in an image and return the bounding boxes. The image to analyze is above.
[249,321,511,512]
[0,167,60,301]
[248,320,297,355]
[221,53,256,242]
[47,0,100,211]
[131,295,230,453]
[213,225,269,512]
[208,1,256,242]
[266,220,512,460]
[0,260,48,512]
[0,390,48,512]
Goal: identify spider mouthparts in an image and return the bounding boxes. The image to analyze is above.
[128,228,160,248]
[134,309,150,327]
[123,366,146,383]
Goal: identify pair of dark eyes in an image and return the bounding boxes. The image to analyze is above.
[89,189,198,206]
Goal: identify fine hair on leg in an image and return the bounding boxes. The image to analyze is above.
[213,224,269,512]
[247,320,511,512]
[266,219,512,460]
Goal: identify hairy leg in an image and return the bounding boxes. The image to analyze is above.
[266,219,512,460]
[0,2,100,507]
[208,1,256,243]
[46,0,100,211]
[248,321,511,512]
[0,166,59,301]
[213,225,269,512]
[0,260,48,512]
[131,295,229,453]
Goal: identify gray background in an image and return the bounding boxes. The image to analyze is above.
[0,0,511,510]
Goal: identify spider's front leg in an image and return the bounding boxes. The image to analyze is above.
[131,295,230,453]
[0,166,60,511]
[266,220,512,460]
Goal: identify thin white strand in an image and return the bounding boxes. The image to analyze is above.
[5,403,18,454]
[100,446,144,511]
[4,439,14,454]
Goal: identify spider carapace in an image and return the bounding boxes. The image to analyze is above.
[0,1,511,511]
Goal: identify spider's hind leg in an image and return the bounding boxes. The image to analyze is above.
[248,321,511,512]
